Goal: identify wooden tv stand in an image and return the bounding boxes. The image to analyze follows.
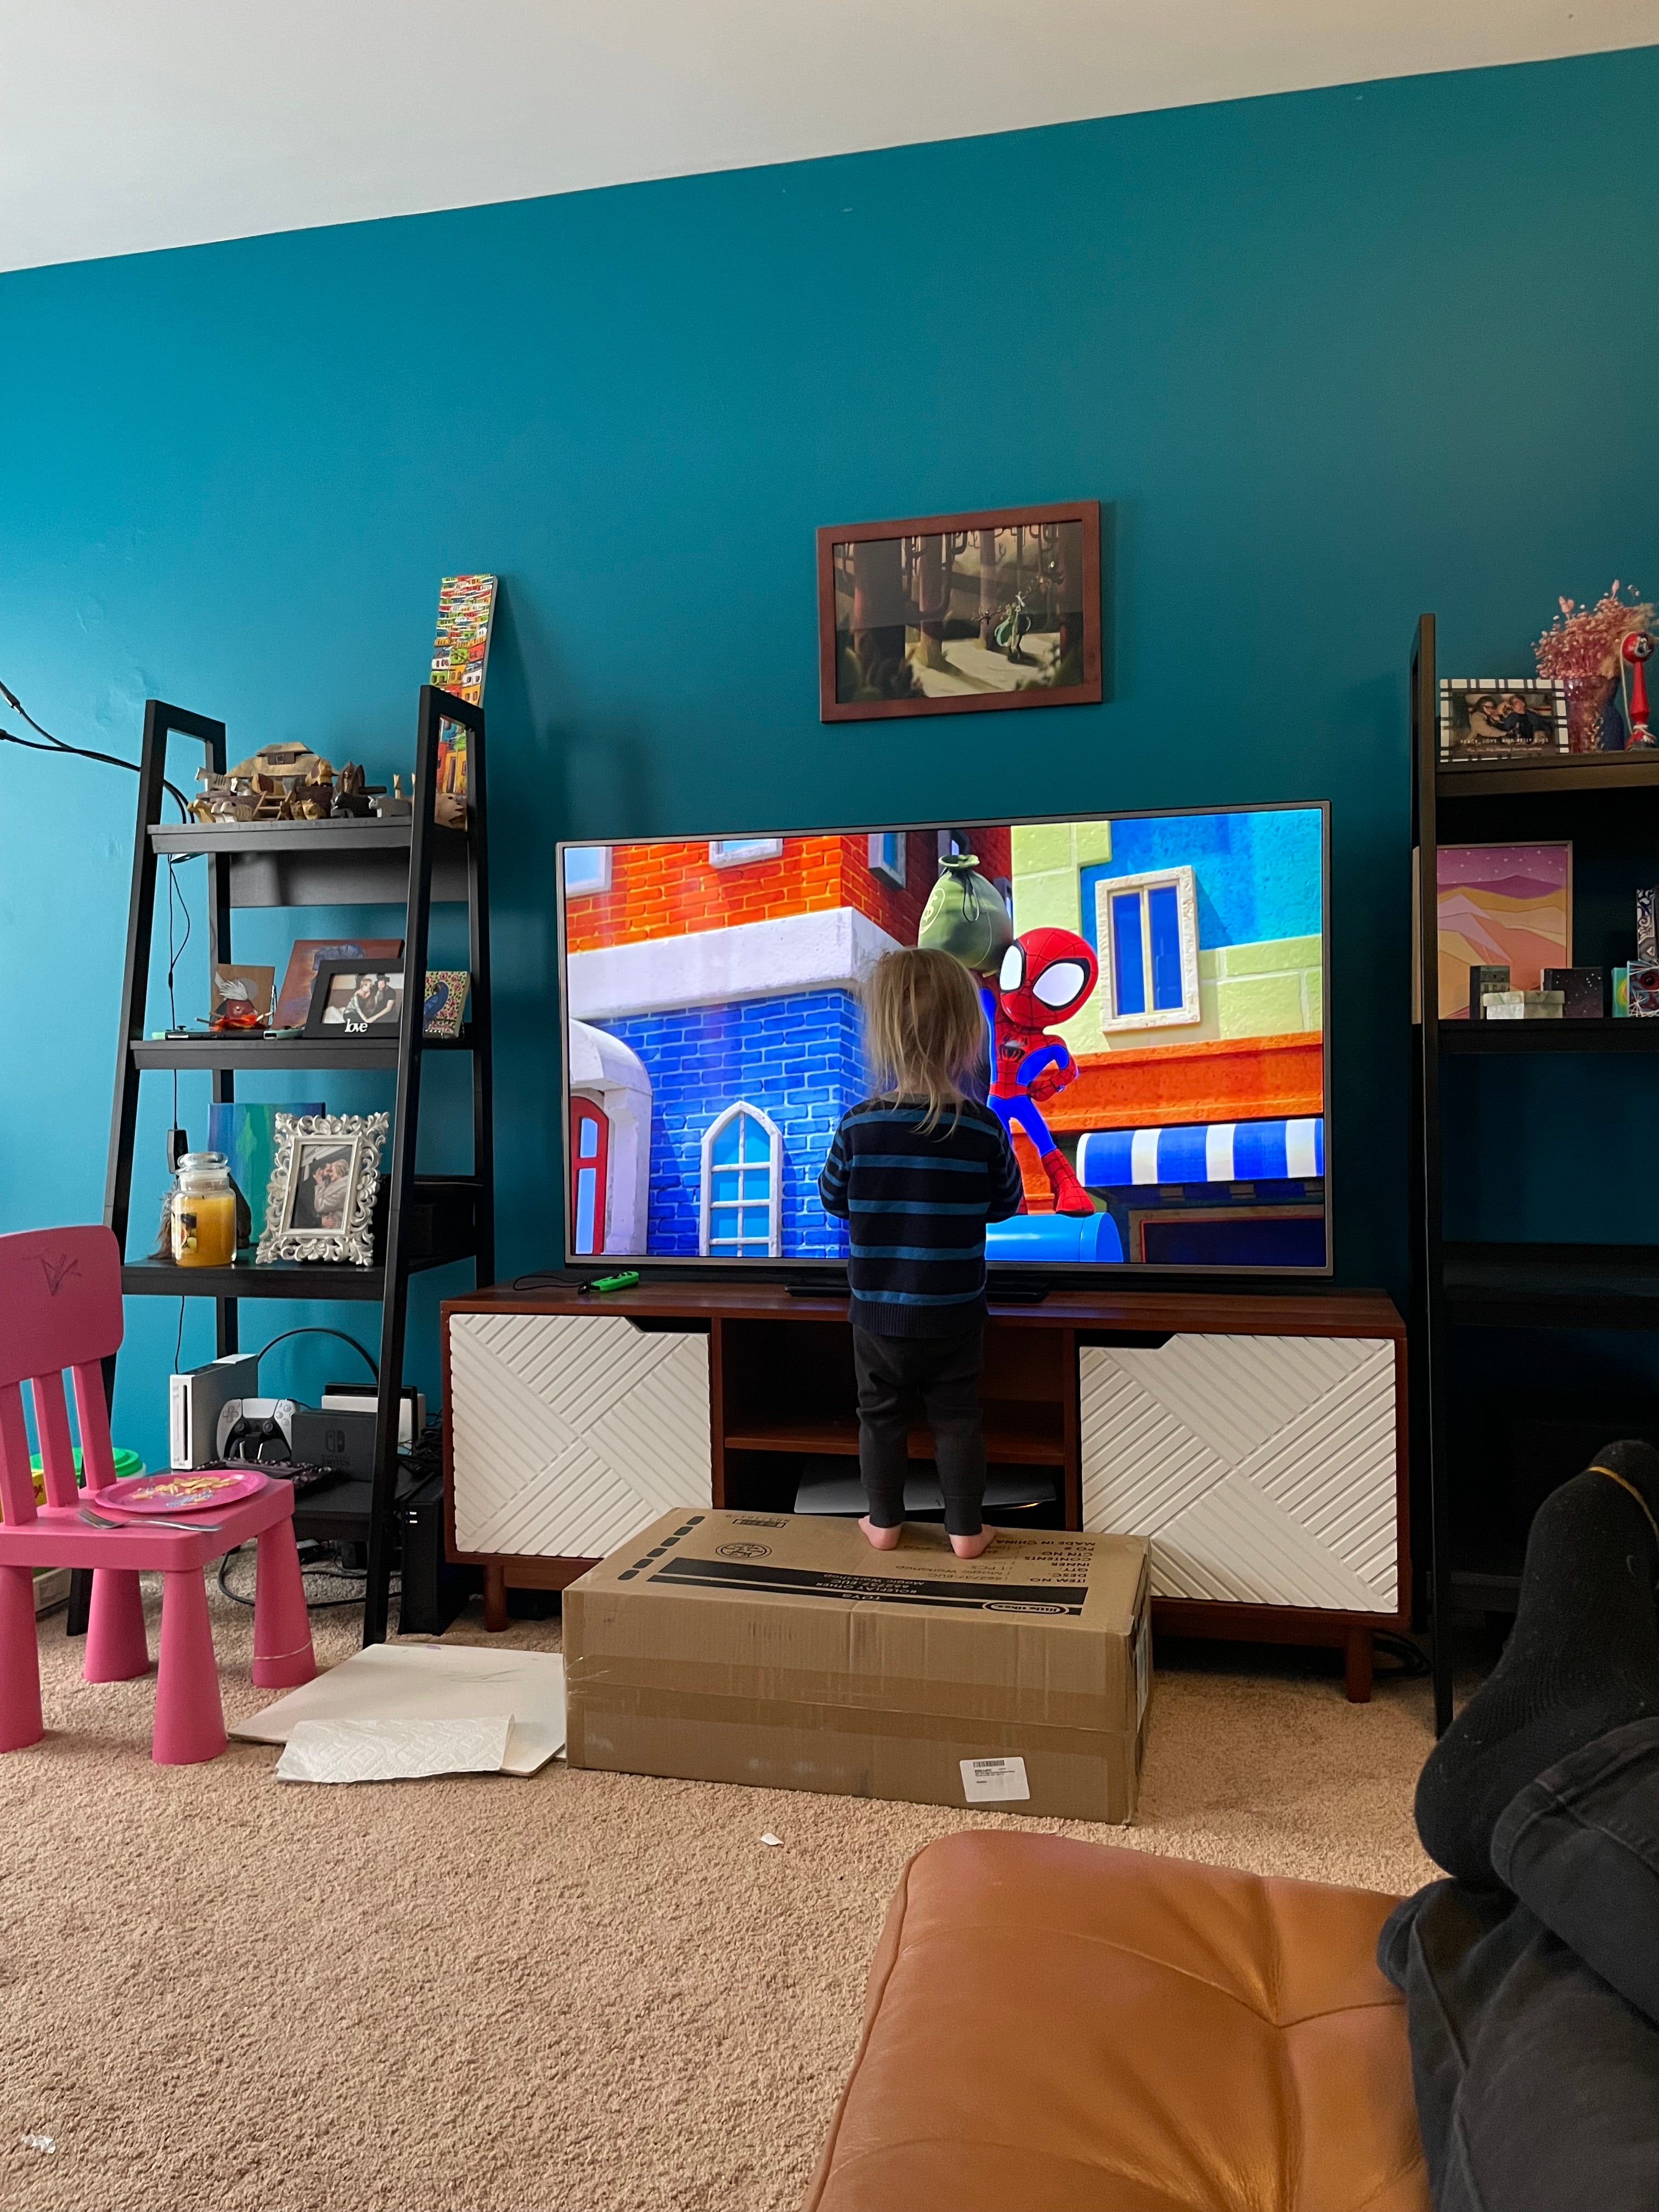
[441,1279,1408,1700]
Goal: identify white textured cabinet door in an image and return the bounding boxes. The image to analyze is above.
[449,1312,712,1560]
[1079,1336,1398,1613]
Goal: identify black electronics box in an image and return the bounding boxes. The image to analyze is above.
[398,1473,475,1634]
[290,1406,376,1481]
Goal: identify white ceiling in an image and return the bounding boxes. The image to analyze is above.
[2,1,1655,273]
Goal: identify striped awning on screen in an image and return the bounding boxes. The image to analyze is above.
[1075,1116,1324,1189]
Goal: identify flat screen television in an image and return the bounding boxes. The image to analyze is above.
[556,804,1330,1276]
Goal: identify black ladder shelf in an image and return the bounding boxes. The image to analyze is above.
[1412,613,1659,1730]
[99,685,494,1643]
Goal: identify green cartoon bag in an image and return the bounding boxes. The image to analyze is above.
[917,853,1013,977]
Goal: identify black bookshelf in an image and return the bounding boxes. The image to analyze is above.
[1412,613,1659,1729]
[98,687,494,1644]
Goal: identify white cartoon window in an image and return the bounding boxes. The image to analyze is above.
[700,1102,783,1257]
[709,837,784,868]
[1097,866,1201,1031]
[868,832,907,887]
[563,845,612,896]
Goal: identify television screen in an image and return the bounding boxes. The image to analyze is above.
[557,805,1329,1274]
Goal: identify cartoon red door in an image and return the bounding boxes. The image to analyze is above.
[569,1094,609,1255]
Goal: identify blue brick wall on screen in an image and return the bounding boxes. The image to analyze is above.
[602,989,866,1257]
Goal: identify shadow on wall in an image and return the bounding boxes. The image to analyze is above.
[487,581,663,1272]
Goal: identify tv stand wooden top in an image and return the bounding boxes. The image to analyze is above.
[444,1277,1403,1339]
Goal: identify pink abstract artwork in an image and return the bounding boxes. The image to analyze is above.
[1437,842,1572,1016]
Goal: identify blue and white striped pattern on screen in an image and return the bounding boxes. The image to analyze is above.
[1075,1116,1324,1188]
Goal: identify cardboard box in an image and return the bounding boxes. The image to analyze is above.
[564,1509,1151,1824]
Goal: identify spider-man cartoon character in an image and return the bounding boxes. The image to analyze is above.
[982,927,1098,1215]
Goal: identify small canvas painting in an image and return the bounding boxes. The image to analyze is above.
[209,964,274,1029]
[1437,843,1572,1016]
[422,970,469,1037]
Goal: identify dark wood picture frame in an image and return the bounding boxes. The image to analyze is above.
[303,958,407,1040]
[817,500,1102,722]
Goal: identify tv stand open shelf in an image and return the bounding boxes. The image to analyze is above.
[442,1277,1408,1699]
[722,1400,1066,1465]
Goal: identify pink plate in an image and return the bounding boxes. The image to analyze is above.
[95,1467,269,1514]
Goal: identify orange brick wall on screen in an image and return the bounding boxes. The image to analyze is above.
[564,828,1012,952]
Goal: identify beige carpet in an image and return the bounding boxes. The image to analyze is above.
[0,1588,1437,2212]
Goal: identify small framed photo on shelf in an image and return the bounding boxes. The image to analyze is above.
[273,937,404,1028]
[257,1112,388,1266]
[422,970,470,1038]
[304,960,405,1038]
[1438,679,1568,764]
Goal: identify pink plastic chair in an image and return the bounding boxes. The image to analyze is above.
[0,1224,316,1763]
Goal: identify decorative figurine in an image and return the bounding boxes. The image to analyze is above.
[333,761,373,817]
[1622,633,1655,748]
[371,774,413,821]
[190,742,337,824]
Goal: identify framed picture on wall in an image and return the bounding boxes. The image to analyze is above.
[817,501,1102,721]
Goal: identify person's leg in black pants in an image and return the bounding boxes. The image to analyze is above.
[1381,1441,1659,2211]
[916,1327,986,1539]
[852,1325,988,1553]
[851,1328,911,1538]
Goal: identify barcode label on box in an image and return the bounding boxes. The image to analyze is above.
[960,1755,1030,1804]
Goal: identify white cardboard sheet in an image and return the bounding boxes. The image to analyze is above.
[275,1716,512,1784]
[234,1644,566,1775]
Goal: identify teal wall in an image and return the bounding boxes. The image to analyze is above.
[3,47,1656,1468]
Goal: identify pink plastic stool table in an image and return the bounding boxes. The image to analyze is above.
[0,1225,316,1763]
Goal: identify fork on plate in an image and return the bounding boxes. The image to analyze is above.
[78,1505,225,1537]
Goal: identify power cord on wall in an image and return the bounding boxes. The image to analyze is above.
[0,678,193,817]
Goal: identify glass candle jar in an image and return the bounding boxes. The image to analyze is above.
[168,1151,237,1267]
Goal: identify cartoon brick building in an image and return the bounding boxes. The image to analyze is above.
[562,829,1010,1259]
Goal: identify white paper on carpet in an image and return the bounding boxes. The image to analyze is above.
[233,1644,566,1775]
[275,1716,512,1784]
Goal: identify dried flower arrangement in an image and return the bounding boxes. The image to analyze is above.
[1535,583,1656,750]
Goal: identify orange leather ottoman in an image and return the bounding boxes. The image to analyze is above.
[805,1831,1429,2212]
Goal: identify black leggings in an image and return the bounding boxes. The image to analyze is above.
[851,1324,985,1536]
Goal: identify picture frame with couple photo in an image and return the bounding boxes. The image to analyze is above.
[303,960,405,1038]
[1438,678,1569,764]
[256,1111,388,1266]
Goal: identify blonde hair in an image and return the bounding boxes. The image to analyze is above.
[862,947,985,1132]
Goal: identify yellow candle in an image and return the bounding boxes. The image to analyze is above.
[172,1188,236,1267]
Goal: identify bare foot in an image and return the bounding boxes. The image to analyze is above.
[860,1516,902,1551]
[950,1530,996,1559]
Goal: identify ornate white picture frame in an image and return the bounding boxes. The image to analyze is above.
[257,1111,389,1266]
